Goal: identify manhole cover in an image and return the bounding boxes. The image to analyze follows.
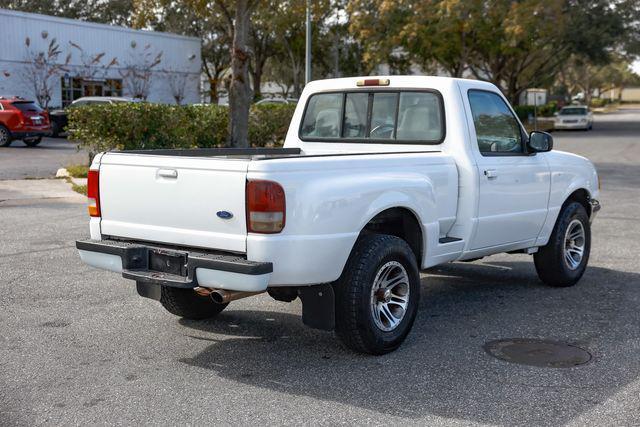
[484,339,592,368]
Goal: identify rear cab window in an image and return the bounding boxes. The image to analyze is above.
[299,90,445,144]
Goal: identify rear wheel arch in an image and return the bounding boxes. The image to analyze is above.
[359,207,424,267]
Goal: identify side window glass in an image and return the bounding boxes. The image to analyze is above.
[300,93,342,138]
[468,90,523,154]
[369,92,397,139]
[343,93,368,138]
[396,92,443,141]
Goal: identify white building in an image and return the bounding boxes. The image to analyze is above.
[0,9,201,107]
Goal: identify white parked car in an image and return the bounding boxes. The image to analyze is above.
[555,106,593,130]
[255,97,298,106]
[76,76,600,354]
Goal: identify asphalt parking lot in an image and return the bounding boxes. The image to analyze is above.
[0,138,87,180]
[1,110,639,425]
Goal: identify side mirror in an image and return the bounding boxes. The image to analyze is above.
[528,131,553,153]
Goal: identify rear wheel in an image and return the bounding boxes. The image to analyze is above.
[0,125,11,147]
[51,122,60,138]
[334,234,420,355]
[160,286,228,320]
[23,137,42,147]
[534,202,590,287]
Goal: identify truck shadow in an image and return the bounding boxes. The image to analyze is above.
[178,260,640,425]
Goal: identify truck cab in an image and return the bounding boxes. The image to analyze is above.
[76,76,600,354]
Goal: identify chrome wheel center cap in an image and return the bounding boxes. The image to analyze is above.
[376,288,392,303]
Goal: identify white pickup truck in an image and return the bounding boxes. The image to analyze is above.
[77,76,600,354]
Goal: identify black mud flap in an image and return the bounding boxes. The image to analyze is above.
[298,283,335,331]
[136,281,162,301]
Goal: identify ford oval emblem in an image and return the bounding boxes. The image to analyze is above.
[216,210,233,220]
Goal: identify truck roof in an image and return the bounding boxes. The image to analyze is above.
[304,75,498,93]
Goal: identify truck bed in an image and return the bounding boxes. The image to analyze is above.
[121,147,303,159]
[114,147,441,160]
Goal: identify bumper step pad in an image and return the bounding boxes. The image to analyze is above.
[76,239,272,288]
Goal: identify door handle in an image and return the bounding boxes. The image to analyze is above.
[158,169,178,179]
[484,169,498,179]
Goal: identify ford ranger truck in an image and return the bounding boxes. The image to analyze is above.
[76,76,601,355]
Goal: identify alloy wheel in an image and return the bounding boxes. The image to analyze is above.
[370,261,410,331]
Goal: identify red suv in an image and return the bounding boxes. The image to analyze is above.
[0,96,52,147]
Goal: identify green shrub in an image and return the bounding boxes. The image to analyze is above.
[513,105,535,121]
[589,98,608,108]
[65,163,89,178]
[249,104,296,147]
[538,100,558,117]
[68,103,295,157]
[514,102,557,121]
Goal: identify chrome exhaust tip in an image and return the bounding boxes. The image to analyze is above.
[194,287,262,304]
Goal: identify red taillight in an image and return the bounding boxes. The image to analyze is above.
[87,170,100,217]
[246,180,285,234]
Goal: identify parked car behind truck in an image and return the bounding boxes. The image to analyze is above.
[0,96,51,147]
[49,96,136,137]
[76,76,600,354]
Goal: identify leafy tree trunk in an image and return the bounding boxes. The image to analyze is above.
[228,0,253,148]
[282,37,302,97]
[251,65,263,101]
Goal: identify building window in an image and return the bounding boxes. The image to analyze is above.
[60,77,123,107]
[104,79,123,97]
[61,77,83,107]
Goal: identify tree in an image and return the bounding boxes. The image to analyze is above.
[133,0,231,104]
[248,1,279,100]
[468,0,571,103]
[400,0,482,77]
[0,0,135,25]
[165,70,193,104]
[559,55,640,103]
[68,41,118,81]
[268,0,332,97]
[118,42,163,100]
[212,0,257,148]
[347,0,411,74]
[22,34,70,109]
[348,0,640,104]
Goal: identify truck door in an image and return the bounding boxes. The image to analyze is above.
[462,88,551,250]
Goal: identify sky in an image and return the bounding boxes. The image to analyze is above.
[634,60,640,75]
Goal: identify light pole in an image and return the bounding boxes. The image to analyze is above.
[305,0,312,85]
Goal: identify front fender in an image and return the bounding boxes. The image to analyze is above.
[535,151,599,246]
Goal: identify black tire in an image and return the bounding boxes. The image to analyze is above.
[0,125,11,147]
[534,202,590,287]
[51,122,60,138]
[23,136,43,147]
[333,234,420,355]
[160,286,228,320]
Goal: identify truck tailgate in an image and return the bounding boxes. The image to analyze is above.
[98,153,249,253]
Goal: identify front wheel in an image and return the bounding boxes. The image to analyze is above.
[534,202,591,287]
[334,234,420,355]
[0,125,11,147]
[160,286,228,320]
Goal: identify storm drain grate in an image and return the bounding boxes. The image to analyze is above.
[484,339,592,368]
